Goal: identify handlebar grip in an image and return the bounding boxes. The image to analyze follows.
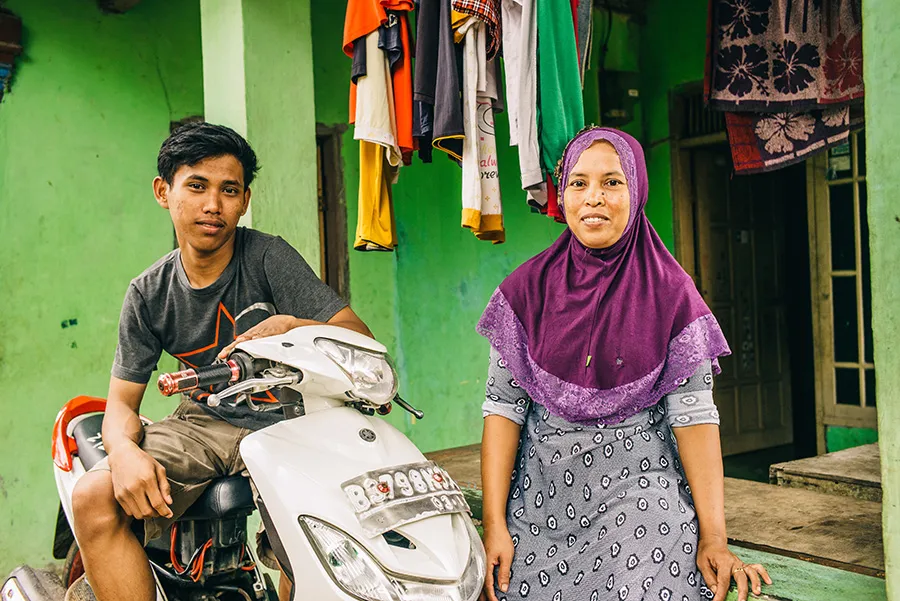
[157,360,243,397]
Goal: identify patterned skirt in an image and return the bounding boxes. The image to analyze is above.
[495,402,715,601]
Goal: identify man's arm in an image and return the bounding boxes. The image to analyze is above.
[102,376,173,520]
[323,306,373,337]
[102,377,147,454]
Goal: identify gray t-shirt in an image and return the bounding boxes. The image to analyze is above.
[112,227,347,429]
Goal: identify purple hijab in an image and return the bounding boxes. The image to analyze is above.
[477,128,731,424]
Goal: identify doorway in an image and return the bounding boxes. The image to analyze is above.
[670,88,817,471]
[315,124,351,300]
[689,147,814,459]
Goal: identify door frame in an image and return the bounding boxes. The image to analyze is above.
[315,123,351,301]
[669,86,727,284]
[806,134,877,453]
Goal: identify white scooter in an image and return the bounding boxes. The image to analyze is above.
[2,326,486,601]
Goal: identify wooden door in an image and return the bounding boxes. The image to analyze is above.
[692,147,794,456]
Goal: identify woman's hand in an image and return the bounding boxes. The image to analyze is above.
[697,536,772,601]
[480,525,515,601]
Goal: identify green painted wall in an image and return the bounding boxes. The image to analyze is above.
[639,0,709,249]
[201,0,322,268]
[826,426,879,453]
[0,0,203,574]
[862,0,900,593]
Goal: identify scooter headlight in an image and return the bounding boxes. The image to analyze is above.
[314,339,399,405]
[299,516,396,601]
[300,516,486,601]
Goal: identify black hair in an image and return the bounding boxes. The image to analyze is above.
[157,122,260,188]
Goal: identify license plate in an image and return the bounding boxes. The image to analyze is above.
[341,460,471,537]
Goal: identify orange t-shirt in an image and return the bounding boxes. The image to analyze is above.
[345,0,415,160]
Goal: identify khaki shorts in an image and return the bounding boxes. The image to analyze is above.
[91,401,277,568]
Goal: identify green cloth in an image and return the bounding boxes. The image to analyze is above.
[537,0,585,180]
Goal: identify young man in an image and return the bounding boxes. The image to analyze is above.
[70,123,372,601]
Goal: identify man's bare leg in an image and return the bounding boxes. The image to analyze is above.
[71,471,155,601]
[278,568,292,601]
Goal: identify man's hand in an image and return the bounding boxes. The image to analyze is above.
[108,442,174,520]
[218,315,301,359]
[218,308,374,359]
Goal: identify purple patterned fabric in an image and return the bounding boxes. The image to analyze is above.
[477,128,731,424]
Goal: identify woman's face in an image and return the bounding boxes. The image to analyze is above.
[563,141,631,249]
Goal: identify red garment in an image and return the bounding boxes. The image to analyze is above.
[344,0,415,158]
[546,174,565,223]
[570,0,580,63]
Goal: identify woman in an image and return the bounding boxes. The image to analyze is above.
[477,127,772,601]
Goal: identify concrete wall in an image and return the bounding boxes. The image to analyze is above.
[0,0,203,573]
[861,0,900,591]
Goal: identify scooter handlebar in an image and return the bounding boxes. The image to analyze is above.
[157,353,253,396]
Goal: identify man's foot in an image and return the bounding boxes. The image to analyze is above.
[64,574,97,601]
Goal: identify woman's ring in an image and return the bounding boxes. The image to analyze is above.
[732,566,745,574]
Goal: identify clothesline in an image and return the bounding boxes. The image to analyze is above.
[343,0,593,251]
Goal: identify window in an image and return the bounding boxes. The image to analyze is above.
[808,130,876,443]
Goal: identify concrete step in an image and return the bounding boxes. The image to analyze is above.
[769,443,881,502]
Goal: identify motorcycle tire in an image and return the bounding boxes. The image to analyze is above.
[62,542,84,589]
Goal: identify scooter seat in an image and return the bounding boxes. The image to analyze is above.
[181,476,256,519]
[71,414,256,520]
[71,414,108,471]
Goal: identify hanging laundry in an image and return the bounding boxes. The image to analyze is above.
[452,11,505,113]
[351,31,401,251]
[500,0,544,201]
[345,0,415,161]
[382,2,416,165]
[379,10,403,71]
[0,9,23,104]
[355,141,399,251]
[706,0,863,174]
[414,0,465,162]
[344,0,413,252]
[576,0,593,85]
[452,0,502,60]
[725,106,860,174]
[459,17,505,243]
[536,0,585,183]
[354,31,402,167]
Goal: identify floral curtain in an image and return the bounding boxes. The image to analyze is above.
[705,0,864,174]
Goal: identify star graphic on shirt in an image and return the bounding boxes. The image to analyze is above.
[173,302,279,405]
[174,302,236,369]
